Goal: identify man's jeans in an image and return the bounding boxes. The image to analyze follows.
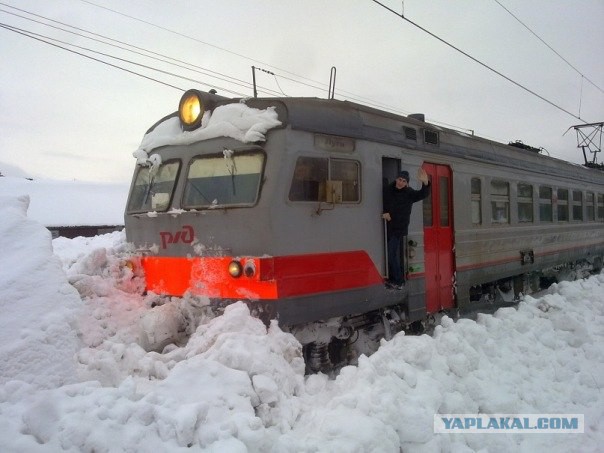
[387,234,405,285]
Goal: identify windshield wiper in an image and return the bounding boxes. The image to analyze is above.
[142,173,156,207]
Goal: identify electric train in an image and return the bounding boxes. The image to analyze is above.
[125,89,604,370]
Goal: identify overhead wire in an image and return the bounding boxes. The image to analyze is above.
[0,1,474,132]
[76,0,337,90]
[369,0,589,123]
[74,0,426,116]
[493,0,604,95]
[0,1,425,120]
[0,22,251,96]
[0,22,186,92]
[75,0,597,129]
[0,4,282,97]
[3,0,561,136]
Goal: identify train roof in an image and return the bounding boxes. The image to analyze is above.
[243,95,604,184]
[146,92,603,185]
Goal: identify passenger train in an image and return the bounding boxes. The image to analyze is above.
[125,89,604,371]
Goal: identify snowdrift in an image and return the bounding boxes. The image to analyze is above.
[0,194,603,452]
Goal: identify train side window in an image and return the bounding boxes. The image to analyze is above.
[331,159,361,202]
[539,186,553,222]
[471,178,481,225]
[557,188,569,221]
[572,190,583,221]
[288,157,329,201]
[597,194,604,220]
[586,192,595,221]
[517,183,533,223]
[127,159,181,213]
[490,180,509,224]
[289,157,360,203]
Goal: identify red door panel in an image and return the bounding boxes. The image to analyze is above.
[423,163,455,312]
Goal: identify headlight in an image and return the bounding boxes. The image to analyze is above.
[179,90,204,130]
[243,260,256,278]
[228,260,243,278]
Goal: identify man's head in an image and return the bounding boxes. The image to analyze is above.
[395,170,409,188]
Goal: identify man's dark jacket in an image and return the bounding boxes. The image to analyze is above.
[383,181,431,237]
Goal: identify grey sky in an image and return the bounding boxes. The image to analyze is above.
[1,0,603,183]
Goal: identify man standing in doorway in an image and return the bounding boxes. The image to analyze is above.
[382,167,431,289]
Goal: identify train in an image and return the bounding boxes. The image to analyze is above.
[125,88,604,371]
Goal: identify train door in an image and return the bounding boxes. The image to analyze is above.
[422,163,455,312]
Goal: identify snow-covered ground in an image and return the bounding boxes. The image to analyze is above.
[1,193,603,452]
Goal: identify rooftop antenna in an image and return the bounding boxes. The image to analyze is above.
[566,122,604,169]
[252,66,258,98]
[328,66,336,99]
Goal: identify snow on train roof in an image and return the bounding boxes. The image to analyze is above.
[135,102,282,156]
[0,176,128,227]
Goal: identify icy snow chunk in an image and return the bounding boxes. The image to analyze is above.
[132,149,162,172]
[139,302,186,352]
[252,374,279,404]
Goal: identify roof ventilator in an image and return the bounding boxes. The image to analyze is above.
[424,130,439,145]
[408,113,425,122]
[403,126,417,141]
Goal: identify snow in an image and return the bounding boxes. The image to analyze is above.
[135,102,282,154]
[1,192,603,452]
[0,196,80,389]
[0,176,128,227]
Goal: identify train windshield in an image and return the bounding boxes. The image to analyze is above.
[127,159,181,213]
[182,150,265,208]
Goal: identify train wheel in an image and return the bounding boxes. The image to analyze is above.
[305,342,332,373]
[593,256,603,274]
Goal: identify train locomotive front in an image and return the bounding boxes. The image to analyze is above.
[125,90,407,369]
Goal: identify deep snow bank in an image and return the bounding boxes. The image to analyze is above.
[0,195,81,390]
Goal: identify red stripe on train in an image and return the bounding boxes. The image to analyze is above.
[141,251,384,299]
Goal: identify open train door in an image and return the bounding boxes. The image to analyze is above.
[422,163,456,312]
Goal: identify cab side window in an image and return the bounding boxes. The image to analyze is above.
[331,159,360,202]
[288,157,360,203]
[288,157,328,201]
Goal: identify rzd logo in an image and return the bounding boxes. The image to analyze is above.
[160,225,194,249]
